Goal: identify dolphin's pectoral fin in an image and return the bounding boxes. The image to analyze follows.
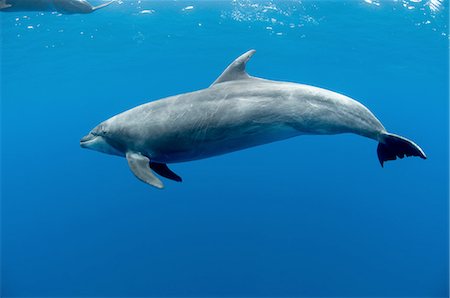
[0,0,12,9]
[211,49,256,86]
[91,0,116,11]
[150,162,182,182]
[126,152,164,189]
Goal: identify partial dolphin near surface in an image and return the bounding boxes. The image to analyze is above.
[0,0,115,14]
[80,50,426,189]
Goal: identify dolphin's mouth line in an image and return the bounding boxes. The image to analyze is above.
[80,133,97,147]
[79,133,125,157]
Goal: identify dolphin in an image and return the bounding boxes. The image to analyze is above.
[80,50,426,189]
[0,0,115,14]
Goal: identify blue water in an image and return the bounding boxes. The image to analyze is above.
[1,0,448,297]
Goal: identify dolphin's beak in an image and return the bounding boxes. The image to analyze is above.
[80,133,96,148]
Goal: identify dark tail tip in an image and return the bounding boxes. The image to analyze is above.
[91,0,116,12]
[377,133,426,167]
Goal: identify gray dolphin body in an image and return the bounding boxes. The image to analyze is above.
[0,0,115,14]
[81,50,426,188]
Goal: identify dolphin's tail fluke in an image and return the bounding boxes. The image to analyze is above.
[377,132,426,167]
[0,0,12,9]
[92,0,115,11]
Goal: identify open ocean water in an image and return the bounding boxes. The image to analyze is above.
[1,0,449,297]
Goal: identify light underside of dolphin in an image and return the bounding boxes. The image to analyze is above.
[0,0,115,14]
[80,50,426,189]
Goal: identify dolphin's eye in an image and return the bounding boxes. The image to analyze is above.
[91,125,106,136]
[95,125,106,135]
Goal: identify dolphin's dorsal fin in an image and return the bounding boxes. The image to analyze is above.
[126,152,164,189]
[211,49,256,86]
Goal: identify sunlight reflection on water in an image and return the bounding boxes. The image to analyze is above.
[3,0,447,44]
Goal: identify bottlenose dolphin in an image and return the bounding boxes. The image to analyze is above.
[80,50,426,189]
[0,0,115,14]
